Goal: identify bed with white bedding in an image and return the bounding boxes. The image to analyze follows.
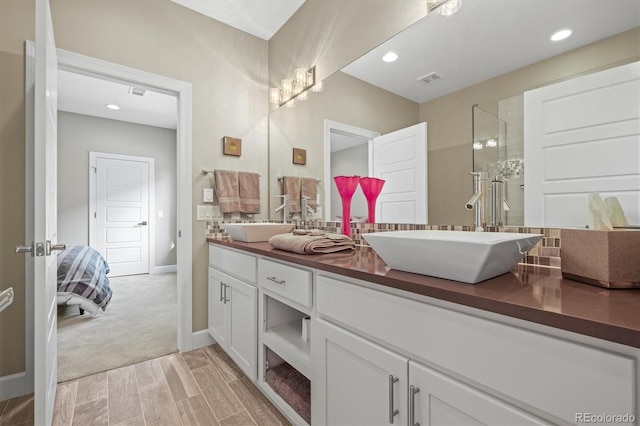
[57,245,113,316]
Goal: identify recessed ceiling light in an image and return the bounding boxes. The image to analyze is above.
[382,52,398,63]
[105,104,120,110]
[550,28,574,42]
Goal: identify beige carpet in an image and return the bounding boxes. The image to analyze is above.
[57,272,177,383]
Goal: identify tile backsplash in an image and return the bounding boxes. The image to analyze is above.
[205,220,562,269]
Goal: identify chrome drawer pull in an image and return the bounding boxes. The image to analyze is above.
[388,375,399,423]
[266,276,286,285]
[219,281,224,302]
[409,385,420,426]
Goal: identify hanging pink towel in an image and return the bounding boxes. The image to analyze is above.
[238,172,261,213]
[214,170,240,213]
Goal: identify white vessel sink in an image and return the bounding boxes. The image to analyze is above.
[363,230,541,284]
[222,223,294,242]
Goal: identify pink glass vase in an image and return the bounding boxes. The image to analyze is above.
[333,175,360,237]
[359,177,385,223]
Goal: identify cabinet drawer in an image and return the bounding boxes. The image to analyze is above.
[258,258,312,307]
[317,275,636,424]
[209,244,257,284]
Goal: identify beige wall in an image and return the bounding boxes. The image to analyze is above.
[422,27,640,225]
[57,112,177,267]
[0,0,268,379]
[269,71,419,220]
[0,0,34,378]
[268,0,428,101]
[50,0,269,336]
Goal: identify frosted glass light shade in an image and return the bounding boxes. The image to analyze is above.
[269,88,280,104]
[438,0,461,16]
[294,68,308,85]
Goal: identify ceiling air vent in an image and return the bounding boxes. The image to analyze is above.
[418,72,443,85]
[128,86,146,96]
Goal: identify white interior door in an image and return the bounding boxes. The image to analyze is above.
[27,1,59,424]
[524,61,640,227]
[373,122,428,224]
[94,155,150,277]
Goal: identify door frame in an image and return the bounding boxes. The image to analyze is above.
[25,47,193,393]
[323,119,379,221]
[89,152,155,276]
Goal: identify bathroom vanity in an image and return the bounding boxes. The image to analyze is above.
[207,238,640,425]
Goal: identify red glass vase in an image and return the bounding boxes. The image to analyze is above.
[359,177,385,223]
[333,175,360,237]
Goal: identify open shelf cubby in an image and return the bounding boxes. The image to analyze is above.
[263,294,311,377]
[263,346,311,425]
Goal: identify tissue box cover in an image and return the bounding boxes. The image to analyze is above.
[561,229,640,289]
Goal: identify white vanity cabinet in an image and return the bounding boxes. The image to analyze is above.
[314,274,637,426]
[314,319,546,426]
[208,244,257,381]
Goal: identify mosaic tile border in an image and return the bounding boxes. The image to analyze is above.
[205,220,562,269]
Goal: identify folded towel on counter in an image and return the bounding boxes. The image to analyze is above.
[283,176,302,213]
[238,171,261,214]
[301,177,318,210]
[268,229,355,254]
[214,170,240,213]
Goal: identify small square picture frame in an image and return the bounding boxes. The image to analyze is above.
[293,148,307,165]
[223,136,242,157]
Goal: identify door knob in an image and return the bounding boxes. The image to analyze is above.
[138,221,148,226]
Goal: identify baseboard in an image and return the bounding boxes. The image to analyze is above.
[151,264,177,274]
[0,371,27,401]
[191,330,215,350]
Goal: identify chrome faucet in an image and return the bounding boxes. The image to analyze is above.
[465,172,487,231]
[301,196,316,221]
[274,195,290,223]
[489,175,511,226]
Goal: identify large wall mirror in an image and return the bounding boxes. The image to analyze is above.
[268,0,640,225]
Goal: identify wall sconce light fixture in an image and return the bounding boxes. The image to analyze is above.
[270,66,321,107]
[427,0,462,16]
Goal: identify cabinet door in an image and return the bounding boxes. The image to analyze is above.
[227,275,257,381]
[208,267,228,348]
[313,319,408,426]
[408,361,548,426]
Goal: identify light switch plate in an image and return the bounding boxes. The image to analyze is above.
[197,205,215,221]
[202,188,214,203]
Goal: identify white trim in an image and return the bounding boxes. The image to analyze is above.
[89,151,155,276]
[323,120,379,221]
[53,51,193,354]
[0,372,27,401]
[24,40,35,396]
[192,330,216,350]
[151,264,177,274]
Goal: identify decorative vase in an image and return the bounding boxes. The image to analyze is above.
[359,177,385,223]
[333,175,360,237]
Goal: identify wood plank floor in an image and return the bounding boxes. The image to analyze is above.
[0,345,290,426]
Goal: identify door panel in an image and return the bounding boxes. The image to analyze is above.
[409,361,547,426]
[30,0,59,423]
[373,122,427,224]
[227,275,257,380]
[314,319,408,426]
[524,61,640,227]
[96,157,149,276]
[208,267,228,347]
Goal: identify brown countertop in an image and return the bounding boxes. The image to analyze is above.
[207,238,640,349]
